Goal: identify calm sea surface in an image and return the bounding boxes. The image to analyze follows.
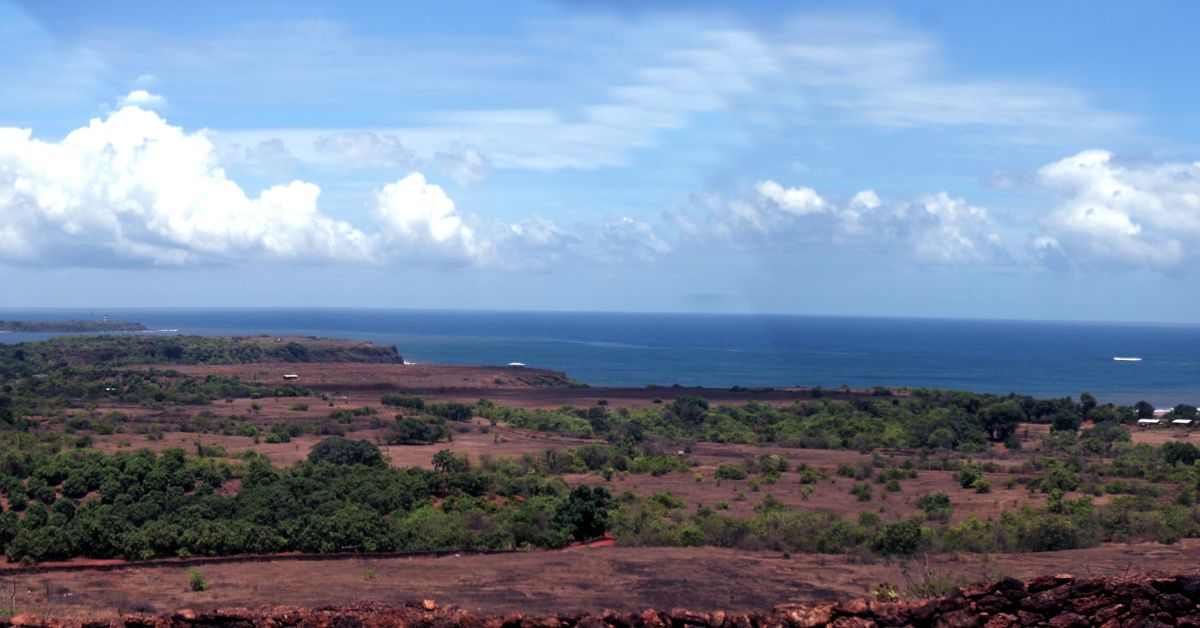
[1,309,1198,406]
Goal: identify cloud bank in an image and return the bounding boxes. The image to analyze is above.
[674,180,1008,266]
[2,104,1196,277]
[0,106,668,270]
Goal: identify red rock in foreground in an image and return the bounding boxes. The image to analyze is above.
[5,574,1200,627]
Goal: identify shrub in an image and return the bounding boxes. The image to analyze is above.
[189,568,209,592]
[715,464,748,481]
[796,467,824,484]
[916,492,953,522]
[627,455,690,476]
[872,518,923,555]
[381,394,425,410]
[851,483,872,502]
[386,417,449,445]
[429,402,473,422]
[757,454,789,475]
[1030,460,1080,493]
[956,465,983,489]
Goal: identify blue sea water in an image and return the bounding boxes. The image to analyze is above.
[1,308,1199,407]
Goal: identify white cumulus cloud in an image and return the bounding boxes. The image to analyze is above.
[1036,150,1200,271]
[369,173,671,269]
[117,89,167,109]
[0,105,681,271]
[889,193,1006,265]
[0,106,372,266]
[372,172,484,266]
[755,180,826,215]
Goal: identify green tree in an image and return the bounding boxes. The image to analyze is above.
[387,417,448,445]
[307,438,384,466]
[981,401,1023,441]
[666,396,709,426]
[1050,409,1082,433]
[553,486,614,542]
[429,402,473,422]
[431,449,470,474]
[1079,392,1097,417]
[1163,442,1200,466]
[871,518,923,555]
[1173,404,1198,420]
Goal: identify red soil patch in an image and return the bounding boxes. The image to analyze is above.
[91,425,597,469]
[420,386,897,410]
[1130,426,1200,446]
[136,363,570,390]
[8,544,1200,620]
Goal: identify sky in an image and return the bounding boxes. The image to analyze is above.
[1,1,1199,321]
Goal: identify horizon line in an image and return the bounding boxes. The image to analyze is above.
[0,306,1197,329]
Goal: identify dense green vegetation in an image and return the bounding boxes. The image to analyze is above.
[479,391,1144,453]
[611,489,1200,555]
[0,320,147,333]
[0,427,1198,563]
[0,335,402,369]
[2,334,1200,564]
[0,436,618,562]
[0,367,312,419]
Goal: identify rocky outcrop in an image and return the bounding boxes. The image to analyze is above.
[5,574,1200,627]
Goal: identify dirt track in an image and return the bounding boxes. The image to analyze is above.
[11,543,1200,620]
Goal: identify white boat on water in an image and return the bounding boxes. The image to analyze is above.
[1113,356,1142,362]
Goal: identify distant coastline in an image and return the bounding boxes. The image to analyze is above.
[0,319,147,333]
[1,308,1199,405]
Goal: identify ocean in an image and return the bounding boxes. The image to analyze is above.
[1,308,1198,407]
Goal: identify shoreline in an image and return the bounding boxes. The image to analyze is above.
[1,330,1195,406]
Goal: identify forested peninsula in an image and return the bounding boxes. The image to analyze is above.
[0,320,147,333]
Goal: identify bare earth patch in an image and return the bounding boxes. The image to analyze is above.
[9,543,1200,621]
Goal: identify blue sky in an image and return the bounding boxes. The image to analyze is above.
[1,1,1199,321]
